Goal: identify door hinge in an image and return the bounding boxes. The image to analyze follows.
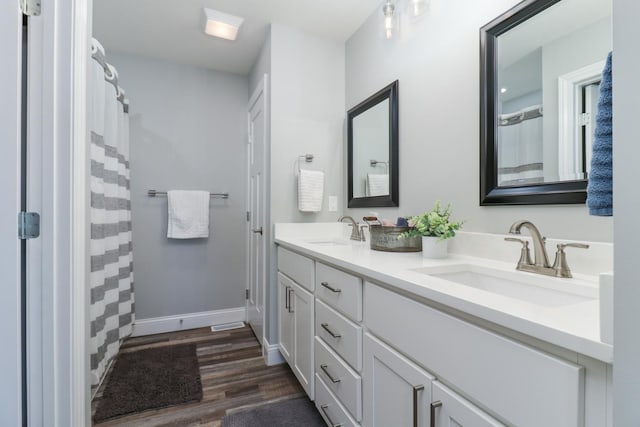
[579,112,591,126]
[245,289,250,300]
[18,212,40,240]
[20,0,41,16]
[246,211,250,222]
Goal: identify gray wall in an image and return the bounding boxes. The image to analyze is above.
[613,0,640,422]
[109,53,248,320]
[345,0,613,242]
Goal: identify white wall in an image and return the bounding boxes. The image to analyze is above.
[108,53,248,320]
[256,24,346,343]
[345,0,613,242]
[613,0,640,423]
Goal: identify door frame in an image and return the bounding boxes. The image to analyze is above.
[246,74,269,347]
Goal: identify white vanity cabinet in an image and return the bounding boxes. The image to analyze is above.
[431,382,505,427]
[277,247,316,399]
[363,333,435,427]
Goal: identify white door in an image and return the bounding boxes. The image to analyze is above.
[291,282,314,398]
[246,75,268,344]
[363,333,435,427]
[431,381,505,427]
[0,3,26,425]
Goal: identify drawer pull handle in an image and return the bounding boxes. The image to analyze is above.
[285,286,291,309]
[320,404,342,427]
[430,400,442,427]
[321,323,342,338]
[320,364,341,383]
[413,385,424,427]
[287,288,294,313]
[321,281,342,293]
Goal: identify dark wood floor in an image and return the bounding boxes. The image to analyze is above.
[92,325,305,427]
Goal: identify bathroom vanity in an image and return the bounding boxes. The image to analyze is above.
[274,223,612,427]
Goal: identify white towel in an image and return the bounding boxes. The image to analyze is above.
[366,174,389,197]
[298,169,324,212]
[167,190,210,239]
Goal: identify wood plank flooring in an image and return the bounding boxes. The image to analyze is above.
[92,326,305,427]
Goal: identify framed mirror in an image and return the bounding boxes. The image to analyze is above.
[480,0,611,205]
[348,80,399,208]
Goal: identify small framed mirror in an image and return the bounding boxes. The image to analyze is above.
[480,0,611,205]
[347,80,399,208]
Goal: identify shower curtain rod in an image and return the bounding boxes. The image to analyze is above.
[147,190,229,199]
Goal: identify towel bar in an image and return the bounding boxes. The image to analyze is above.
[147,190,229,199]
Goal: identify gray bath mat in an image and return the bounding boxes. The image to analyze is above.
[222,397,325,427]
[93,343,202,422]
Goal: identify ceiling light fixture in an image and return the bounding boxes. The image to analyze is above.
[382,0,396,39]
[410,0,429,17]
[202,8,244,41]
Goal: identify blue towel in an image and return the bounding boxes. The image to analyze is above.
[587,52,613,216]
[396,217,409,227]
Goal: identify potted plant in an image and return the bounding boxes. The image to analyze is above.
[401,201,464,258]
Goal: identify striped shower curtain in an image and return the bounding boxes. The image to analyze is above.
[89,39,135,386]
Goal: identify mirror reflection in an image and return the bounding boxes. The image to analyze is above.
[495,0,611,187]
[352,99,390,198]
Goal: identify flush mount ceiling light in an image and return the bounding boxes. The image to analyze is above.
[409,0,429,17]
[382,0,396,39]
[202,8,244,41]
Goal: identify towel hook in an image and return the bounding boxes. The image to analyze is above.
[297,154,314,172]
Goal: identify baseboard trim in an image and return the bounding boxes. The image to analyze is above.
[263,337,286,366]
[132,307,246,337]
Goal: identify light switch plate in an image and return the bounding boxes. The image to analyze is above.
[328,196,338,212]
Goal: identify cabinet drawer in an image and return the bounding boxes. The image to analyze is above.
[315,374,359,427]
[315,337,362,421]
[432,381,505,427]
[364,282,584,427]
[316,262,363,322]
[278,247,315,292]
[316,299,362,372]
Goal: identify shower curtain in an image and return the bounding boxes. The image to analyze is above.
[89,39,135,386]
[497,105,544,186]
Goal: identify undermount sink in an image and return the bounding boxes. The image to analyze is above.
[411,264,598,307]
[305,238,352,246]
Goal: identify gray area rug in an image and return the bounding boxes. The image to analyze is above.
[222,397,325,427]
[93,343,203,422]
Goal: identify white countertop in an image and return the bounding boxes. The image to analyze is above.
[275,223,613,363]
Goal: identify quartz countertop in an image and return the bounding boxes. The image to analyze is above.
[274,223,613,363]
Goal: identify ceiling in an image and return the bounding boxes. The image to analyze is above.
[93,0,381,75]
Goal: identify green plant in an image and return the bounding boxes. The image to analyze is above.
[401,201,464,241]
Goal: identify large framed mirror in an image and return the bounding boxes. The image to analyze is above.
[348,80,399,208]
[480,0,611,205]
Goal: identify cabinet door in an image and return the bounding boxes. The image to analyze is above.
[277,273,294,364]
[292,282,314,398]
[363,333,435,427]
[431,382,504,427]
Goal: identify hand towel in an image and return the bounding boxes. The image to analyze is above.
[298,169,324,212]
[366,174,389,197]
[167,190,210,238]
[587,52,613,216]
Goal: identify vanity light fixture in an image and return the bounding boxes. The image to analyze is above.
[382,0,396,39]
[201,8,244,41]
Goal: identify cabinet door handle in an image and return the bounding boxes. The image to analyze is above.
[284,286,290,309]
[320,323,341,338]
[320,404,342,427]
[413,385,424,427]
[430,400,442,427]
[252,227,263,235]
[321,281,342,293]
[320,364,341,383]
[287,288,294,313]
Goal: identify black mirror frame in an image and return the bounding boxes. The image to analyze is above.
[480,0,587,206]
[347,80,399,208]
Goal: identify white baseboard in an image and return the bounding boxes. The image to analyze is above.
[263,337,285,366]
[132,307,245,337]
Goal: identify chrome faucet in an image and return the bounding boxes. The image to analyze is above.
[505,220,589,278]
[338,215,364,241]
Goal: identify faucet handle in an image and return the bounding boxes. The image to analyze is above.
[504,237,533,268]
[552,242,589,278]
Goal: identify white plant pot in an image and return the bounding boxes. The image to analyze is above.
[422,236,449,259]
